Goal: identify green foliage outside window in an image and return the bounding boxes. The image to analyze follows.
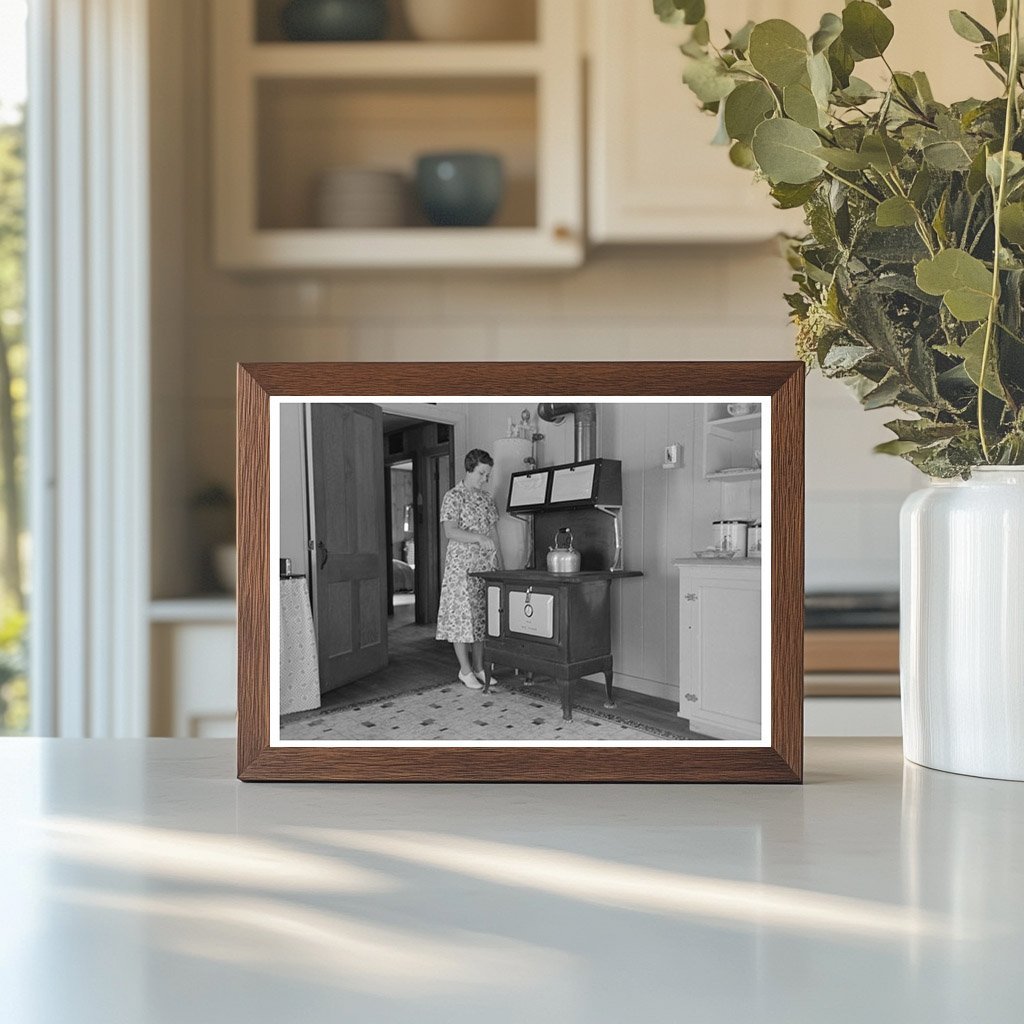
[0,110,27,733]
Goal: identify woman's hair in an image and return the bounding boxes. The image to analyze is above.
[465,449,493,472]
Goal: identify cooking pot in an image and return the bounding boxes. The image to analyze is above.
[547,528,582,573]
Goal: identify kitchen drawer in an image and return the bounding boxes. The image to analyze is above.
[805,629,899,674]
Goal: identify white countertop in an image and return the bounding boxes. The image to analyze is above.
[673,557,762,567]
[1,738,1021,1023]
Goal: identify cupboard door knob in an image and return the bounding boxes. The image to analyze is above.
[684,693,698,703]
[685,593,698,601]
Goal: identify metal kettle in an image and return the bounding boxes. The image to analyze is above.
[547,527,582,573]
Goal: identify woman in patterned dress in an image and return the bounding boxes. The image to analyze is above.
[435,449,504,689]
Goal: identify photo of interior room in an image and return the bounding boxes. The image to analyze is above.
[275,399,766,743]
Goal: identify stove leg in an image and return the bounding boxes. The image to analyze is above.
[484,662,495,693]
[603,668,616,709]
[523,671,534,688]
[559,678,575,721]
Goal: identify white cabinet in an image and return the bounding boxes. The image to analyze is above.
[150,600,237,738]
[587,0,994,243]
[676,560,762,740]
[211,0,583,269]
[587,0,811,243]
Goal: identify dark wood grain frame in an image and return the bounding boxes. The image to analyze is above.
[237,362,804,782]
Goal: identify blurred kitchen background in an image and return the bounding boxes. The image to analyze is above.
[2,0,998,738]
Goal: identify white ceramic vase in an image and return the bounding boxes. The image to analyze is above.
[900,467,1024,780]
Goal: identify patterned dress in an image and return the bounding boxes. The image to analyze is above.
[435,482,499,643]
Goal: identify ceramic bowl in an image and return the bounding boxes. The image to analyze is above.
[415,152,504,227]
[726,403,757,417]
[281,0,388,41]
[403,0,534,41]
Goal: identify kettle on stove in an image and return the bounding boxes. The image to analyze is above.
[547,527,582,573]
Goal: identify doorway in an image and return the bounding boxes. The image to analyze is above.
[383,417,455,630]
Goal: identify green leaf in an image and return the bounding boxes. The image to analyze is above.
[748,20,809,87]
[948,10,994,44]
[729,140,757,170]
[827,35,855,89]
[691,19,710,45]
[751,118,828,184]
[915,249,994,321]
[770,180,820,209]
[837,76,879,104]
[813,146,872,170]
[874,439,922,455]
[723,81,775,145]
[986,150,1024,191]
[939,325,1006,398]
[784,80,824,129]
[909,164,933,205]
[884,419,962,444]
[1000,203,1024,245]
[807,51,833,109]
[653,0,705,26]
[993,0,1008,24]
[862,374,903,409]
[724,20,755,53]
[860,133,904,173]
[810,12,843,54]
[876,197,918,228]
[967,144,991,194]
[912,71,935,104]
[922,140,973,171]
[842,1,895,59]
[682,57,736,104]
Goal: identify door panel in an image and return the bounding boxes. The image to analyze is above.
[309,403,388,692]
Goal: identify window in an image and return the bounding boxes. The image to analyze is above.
[0,0,28,734]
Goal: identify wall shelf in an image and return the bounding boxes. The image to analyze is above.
[703,406,762,481]
[249,42,545,78]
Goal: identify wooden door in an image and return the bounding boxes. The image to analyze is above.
[308,404,388,693]
[417,444,454,624]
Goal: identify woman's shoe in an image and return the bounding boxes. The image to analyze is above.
[458,670,483,690]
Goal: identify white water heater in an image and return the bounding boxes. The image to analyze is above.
[491,436,533,570]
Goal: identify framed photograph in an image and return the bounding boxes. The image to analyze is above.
[237,362,804,782]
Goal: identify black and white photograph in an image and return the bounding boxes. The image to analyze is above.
[270,397,770,746]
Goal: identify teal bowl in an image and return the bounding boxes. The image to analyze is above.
[281,0,388,42]
[415,153,505,228]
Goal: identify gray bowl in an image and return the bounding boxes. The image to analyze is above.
[415,152,505,228]
[280,0,388,42]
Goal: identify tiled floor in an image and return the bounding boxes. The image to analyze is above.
[285,619,707,740]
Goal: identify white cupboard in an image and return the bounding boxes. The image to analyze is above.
[587,0,812,243]
[676,559,762,740]
[211,0,584,269]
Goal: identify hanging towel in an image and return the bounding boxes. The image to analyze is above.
[280,577,321,715]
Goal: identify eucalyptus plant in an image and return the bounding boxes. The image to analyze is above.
[656,0,1024,475]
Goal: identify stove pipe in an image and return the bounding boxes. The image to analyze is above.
[537,403,597,462]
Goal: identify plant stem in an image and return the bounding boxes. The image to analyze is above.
[979,0,1021,462]
[884,171,939,254]
[822,167,880,205]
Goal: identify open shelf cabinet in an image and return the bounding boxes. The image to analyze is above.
[212,0,583,268]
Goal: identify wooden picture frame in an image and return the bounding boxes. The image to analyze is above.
[237,362,804,782]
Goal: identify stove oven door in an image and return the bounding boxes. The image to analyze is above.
[506,586,560,646]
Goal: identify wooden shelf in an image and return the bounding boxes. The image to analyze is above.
[249,42,544,78]
[707,413,761,434]
[217,226,581,270]
[705,469,761,482]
